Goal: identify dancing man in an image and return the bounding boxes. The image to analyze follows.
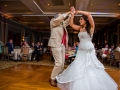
[48,7,74,87]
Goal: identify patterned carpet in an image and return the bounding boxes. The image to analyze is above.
[0,60,55,70]
[0,54,119,70]
[0,54,55,70]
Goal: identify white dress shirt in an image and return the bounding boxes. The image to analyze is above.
[115,46,120,52]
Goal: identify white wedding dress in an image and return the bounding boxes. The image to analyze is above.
[56,31,118,90]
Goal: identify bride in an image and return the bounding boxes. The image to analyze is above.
[56,7,118,90]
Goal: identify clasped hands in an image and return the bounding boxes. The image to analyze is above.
[70,6,78,15]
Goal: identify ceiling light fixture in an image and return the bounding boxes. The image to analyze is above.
[68,3,70,5]
[48,4,49,5]
[91,4,93,5]
[5,5,7,6]
[119,4,120,6]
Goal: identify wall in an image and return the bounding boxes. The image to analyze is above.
[94,19,120,48]
[0,15,39,46]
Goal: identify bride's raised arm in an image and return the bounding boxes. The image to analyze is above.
[70,13,80,31]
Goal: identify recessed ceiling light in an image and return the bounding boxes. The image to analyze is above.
[68,3,70,5]
[91,4,93,5]
[5,5,7,6]
[119,4,120,6]
[47,4,49,5]
[24,17,25,18]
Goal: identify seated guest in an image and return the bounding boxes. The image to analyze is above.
[31,42,41,62]
[19,41,23,48]
[65,51,69,57]
[6,39,14,54]
[18,41,30,59]
[115,44,120,52]
[66,45,72,51]
[40,42,44,54]
[40,42,43,47]
[102,44,109,58]
[31,42,35,48]
[22,41,30,48]
[72,42,76,50]
[109,45,115,59]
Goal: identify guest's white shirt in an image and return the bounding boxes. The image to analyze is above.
[115,46,120,52]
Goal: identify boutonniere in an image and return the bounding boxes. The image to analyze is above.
[60,22,63,25]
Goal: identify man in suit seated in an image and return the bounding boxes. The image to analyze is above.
[6,39,14,54]
[31,42,41,62]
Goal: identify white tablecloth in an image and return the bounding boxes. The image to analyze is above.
[13,48,34,60]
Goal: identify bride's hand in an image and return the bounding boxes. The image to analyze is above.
[75,10,79,14]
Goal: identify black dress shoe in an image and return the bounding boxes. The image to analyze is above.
[49,78,57,87]
[55,79,57,83]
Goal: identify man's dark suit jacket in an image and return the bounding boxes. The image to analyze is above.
[6,42,14,54]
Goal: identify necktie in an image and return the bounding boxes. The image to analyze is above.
[61,29,66,47]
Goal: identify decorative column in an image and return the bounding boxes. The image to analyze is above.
[106,30,109,44]
[32,33,34,42]
[0,16,9,44]
[117,24,120,44]
[73,32,78,43]
[97,34,100,46]
[0,21,2,41]
[4,20,8,44]
[0,21,4,44]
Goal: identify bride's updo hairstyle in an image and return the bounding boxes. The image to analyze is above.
[81,15,91,37]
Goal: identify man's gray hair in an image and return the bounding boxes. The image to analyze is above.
[54,13,59,18]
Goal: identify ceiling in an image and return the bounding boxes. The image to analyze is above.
[0,0,120,33]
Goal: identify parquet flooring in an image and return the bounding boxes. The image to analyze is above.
[0,61,119,90]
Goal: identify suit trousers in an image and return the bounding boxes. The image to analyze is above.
[51,44,65,80]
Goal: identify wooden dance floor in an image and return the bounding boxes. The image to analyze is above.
[0,64,119,90]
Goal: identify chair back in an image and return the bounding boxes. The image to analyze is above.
[22,47,29,55]
[1,46,8,54]
[106,53,111,58]
[114,50,120,60]
[99,49,103,57]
